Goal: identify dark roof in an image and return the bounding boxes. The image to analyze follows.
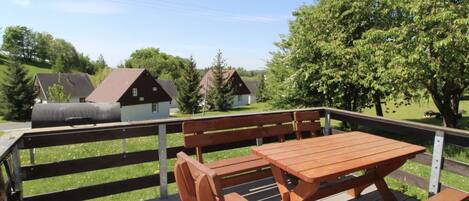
[157,80,177,99]
[244,80,261,95]
[199,69,250,95]
[35,73,94,100]
[86,68,171,105]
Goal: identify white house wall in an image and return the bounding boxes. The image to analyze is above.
[168,99,178,108]
[248,95,256,104]
[232,94,249,107]
[121,102,170,121]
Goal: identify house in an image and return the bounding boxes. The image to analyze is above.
[199,69,251,107]
[244,80,261,104]
[34,73,94,103]
[86,68,172,121]
[157,80,178,108]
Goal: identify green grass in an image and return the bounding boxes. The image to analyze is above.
[17,101,469,200]
[0,55,53,81]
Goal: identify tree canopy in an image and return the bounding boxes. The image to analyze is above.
[206,50,233,111]
[47,84,71,103]
[125,48,189,79]
[176,56,202,114]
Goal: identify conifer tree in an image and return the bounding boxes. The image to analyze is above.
[0,60,36,120]
[176,56,202,114]
[206,50,233,111]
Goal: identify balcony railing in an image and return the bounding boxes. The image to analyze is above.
[0,107,467,201]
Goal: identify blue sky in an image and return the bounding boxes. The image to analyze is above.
[1,0,313,70]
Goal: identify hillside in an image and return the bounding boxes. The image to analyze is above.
[0,54,53,81]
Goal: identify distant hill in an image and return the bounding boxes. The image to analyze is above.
[0,54,53,82]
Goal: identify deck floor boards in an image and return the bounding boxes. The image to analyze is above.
[151,177,418,201]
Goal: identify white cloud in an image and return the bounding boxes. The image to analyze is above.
[10,0,31,7]
[57,1,123,15]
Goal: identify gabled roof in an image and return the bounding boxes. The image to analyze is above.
[199,69,250,95]
[157,80,177,99]
[35,73,94,100]
[86,68,144,102]
[244,80,261,95]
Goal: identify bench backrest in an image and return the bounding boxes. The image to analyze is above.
[183,113,294,163]
[175,152,224,201]
[293,111,321,139]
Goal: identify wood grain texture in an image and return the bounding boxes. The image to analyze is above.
[426,188,469,201]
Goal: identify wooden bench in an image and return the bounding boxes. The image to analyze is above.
[293,111,321,139]
[183,113,294,187]
[174,152,246,201]
[426,188,469,201]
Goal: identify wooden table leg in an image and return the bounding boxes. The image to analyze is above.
[271,165,290,201]
[290,180,319,201]
[375,178,397,201]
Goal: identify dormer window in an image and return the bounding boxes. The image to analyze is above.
[132,88,138,96]
[153,87,157,91]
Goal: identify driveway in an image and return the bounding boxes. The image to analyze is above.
[0,121,31,131]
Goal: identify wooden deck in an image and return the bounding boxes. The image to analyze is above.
[154,177,418,201]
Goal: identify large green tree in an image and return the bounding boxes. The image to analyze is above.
[34,32,54,62]
[50,39,79,72]
[176,56,202,114]
[1,26,36,61]
[0,60,36,120]
[256,74,268,102]
[125,48,188,79]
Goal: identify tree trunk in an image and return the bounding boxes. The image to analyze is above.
[373,94,383,117]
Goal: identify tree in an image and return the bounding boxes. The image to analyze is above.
[91,67,112,87]
[176,56,202,114]
[256,74,268,102]
[50,39,79,72]
[206,50,233,111]
[34,32,54,62]
[94,54,108,70]
[1,26,36,61]
[77,53,96,74]
[47,83,71,103]
[125,48,188,79]
[0,60,36,120]
[370,0,468,127]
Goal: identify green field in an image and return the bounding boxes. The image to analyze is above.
[17,101,469,200]
[0,55,53,81]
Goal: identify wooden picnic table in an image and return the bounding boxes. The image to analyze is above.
[251,131,425,201]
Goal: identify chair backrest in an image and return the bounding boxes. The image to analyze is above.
[183,113,293,163]
[293,111,321,139]
[175,152,225,201]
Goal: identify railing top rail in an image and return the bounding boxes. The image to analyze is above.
[326,108,469,139]
[0,129,25,160]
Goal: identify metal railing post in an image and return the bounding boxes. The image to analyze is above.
[11,145,22,200]
[324,110,331,135]
[158,124,168,199]
[256,125,263,146]
[428,130,444,196]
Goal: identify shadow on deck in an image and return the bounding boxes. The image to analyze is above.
[153,177,418,201]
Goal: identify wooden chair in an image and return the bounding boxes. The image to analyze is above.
[182,113,294,187]
[293,111,322,139]
[175,152,247,201]
[426,188,469,201]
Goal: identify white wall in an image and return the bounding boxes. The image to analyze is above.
[121,101,170,122]
[248,94,256,104]
[168,99,178,108]
[232,94,249,107]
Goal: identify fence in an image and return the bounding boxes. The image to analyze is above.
[0,107,467,200]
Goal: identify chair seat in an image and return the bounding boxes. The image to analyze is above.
[207,154,270,177]
[223,192,247,201]
[426,188,469,201]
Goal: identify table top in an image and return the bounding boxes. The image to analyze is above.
[252,131,425,183]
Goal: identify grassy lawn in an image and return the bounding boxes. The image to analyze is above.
[0,55,53,81]
[18,102,469,200]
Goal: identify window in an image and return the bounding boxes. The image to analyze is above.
[79,97,86,103]
[151,103,159,113]
[132,88,138,96]
[139,97,144,101]
[152,87,157,91]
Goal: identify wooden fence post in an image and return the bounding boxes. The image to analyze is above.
[428,130,444,196]
[158,124,168,199]
[11,145,22,200]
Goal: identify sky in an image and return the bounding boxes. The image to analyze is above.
[1,0,313,70]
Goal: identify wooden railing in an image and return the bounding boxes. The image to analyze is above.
[0,107,467,201]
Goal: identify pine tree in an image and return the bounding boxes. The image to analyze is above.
[176,56,202,114]
[256,74,268,102]
[206,50,233,111]
[0,60,36,121]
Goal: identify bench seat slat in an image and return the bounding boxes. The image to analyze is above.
[209,157,270,176]
[206,155,263,169]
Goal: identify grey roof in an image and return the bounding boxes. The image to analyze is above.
[244,80,261,95]
[157,80,177,99]
[35,73,94,100]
